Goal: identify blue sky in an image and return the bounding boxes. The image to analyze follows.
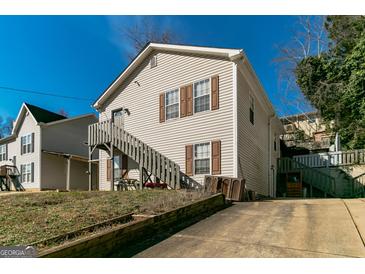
[0,16,310,120]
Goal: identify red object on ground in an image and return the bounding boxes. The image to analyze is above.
[143,182,168,189]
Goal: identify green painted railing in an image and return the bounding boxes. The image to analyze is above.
[278,157,336,197]
[350,172,365,198]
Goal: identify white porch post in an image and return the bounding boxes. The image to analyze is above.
[66,157,71,191]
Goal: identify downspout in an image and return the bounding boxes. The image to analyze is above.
[268,114,275,197]
[38,124,42,190]
[66,155,71,191]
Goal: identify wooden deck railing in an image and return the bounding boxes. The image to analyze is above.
[88,120,182,189]
[352,172,365,198]
[278,157,337,197]
[293,149,365,168]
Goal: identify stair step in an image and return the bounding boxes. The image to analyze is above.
[89,120,202,190]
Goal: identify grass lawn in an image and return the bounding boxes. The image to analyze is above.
[0,190,206,247]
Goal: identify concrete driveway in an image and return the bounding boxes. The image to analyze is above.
[135,199,365,258]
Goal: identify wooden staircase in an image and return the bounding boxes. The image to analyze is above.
[278,158,336,197]
[88,120,202,190]
[278,158,365,198]
[348,172,365,198]
[0,165,25,191]
[0,177,10,191]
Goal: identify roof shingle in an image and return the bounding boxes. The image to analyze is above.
[25,103,66,123]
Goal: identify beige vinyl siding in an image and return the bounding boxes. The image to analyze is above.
[41,152,97,190]
[98,51,234,190]
[40,115,97,190]
[42,116,97,157]
[236,68,270,195]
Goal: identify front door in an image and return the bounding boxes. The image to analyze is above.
[112,108,124,128]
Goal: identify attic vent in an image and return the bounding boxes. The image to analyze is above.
[150,55,157,68]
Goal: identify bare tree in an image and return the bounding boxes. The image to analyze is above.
[122,17,180,59]
[0,116,13,138]
[274,16,328,120]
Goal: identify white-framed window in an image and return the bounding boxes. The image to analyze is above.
[194,142,210,175]
[21,163,32,183]
[194,79,210,113]
[165,89,179,120]
[21,133,33,154]
[249,93,255,125]
[0,144,6,161]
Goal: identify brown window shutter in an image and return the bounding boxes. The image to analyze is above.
[20,137,23,155]
[31,162,34,183]
[211,75,219,110]
[185,144,193,176]
[159,93,165,123]
[31,133,35,153]
[186,84,193,116]
[106,159,111,181]
[212,140,221,175]
[180,86,187,118]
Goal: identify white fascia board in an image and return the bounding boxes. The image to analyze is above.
[11,103,38,136]
[0,134,16,144]
[151,43,242,58]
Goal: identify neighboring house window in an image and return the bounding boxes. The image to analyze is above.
[0,144,6,161]
[165,89,179,120]
[249,94,255,125]
[21,163,32,183]
[194,142,210,175]
[194,79,210,113]
[21,133,33,154]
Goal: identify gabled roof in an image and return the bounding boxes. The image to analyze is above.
[0,103,95,144]
[24,103,66,123]
[93,42,243,109]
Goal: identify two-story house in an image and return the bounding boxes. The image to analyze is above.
[91,43,283,196]
[0,103,98,191]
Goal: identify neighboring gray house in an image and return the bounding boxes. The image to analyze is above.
[0,103,98,191]
[91,43,283,196]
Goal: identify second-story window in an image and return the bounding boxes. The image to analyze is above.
[21,133,33,154]
[0,144,6,161]
[194,79,210,113]
[165,89,179,120]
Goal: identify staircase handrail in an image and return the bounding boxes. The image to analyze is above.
[278,157,336,196]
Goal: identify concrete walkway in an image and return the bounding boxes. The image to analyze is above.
[135,199,365,258]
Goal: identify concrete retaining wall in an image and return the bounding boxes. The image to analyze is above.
[39,193,226,258]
